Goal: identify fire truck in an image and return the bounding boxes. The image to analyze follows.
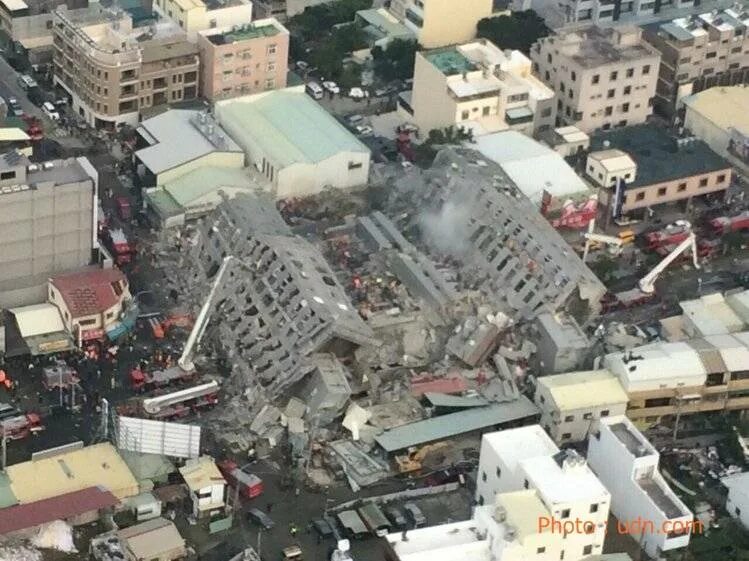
[0,404,43,440]
[218,459,264,500]
[129,366,198,392]
[102,228,135,266]
[116,381,219,421]
[710,211,749,235]
[644,220,692,250]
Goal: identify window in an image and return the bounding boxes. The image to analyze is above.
[607,88,615,98]
[348,161,363,170]
[604,106,613,116]
[610,70,618,80]
[562,432,571,439]
[636,192,645,201]
[583,412,593,420]
[561,509,571,519]
[706,51,717,59]
[592,74,600,84]
[482,471,487,482]
[626,67,634,78]
[547,53,552,63]
[622,102,629,112]
[482,106,490,116]
[699,177,708,187]
[478,495,484,505]
[496,467,501,477]
[583,546,593,555]
[537,547,546,554]
[601,409,610,417]
[560,82,566,93]
[79,318,97,327]
[564,415,574,422]
[617,120,627,127]
[678,182,687,192]
[590,503,599,513]
[267,44,276,55]
[718,174,726,184]
[623,85,631,95]
[737,507,742,516]
[658,187,667,196]
[541,107,552,118]
[0,171,16,180]
[642,65,651,75]
[560,552,565,561]
[524,479,529,489]
[571,71,576,81]
[461,110,469,119]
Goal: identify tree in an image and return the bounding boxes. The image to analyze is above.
[476,10,550,54]
[289,0,373,43]
[588,255,617,284]
[371,39,418,82]
[427,126,474,145]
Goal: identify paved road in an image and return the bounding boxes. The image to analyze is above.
[0,55,44,120]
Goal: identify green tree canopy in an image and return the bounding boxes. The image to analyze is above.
[476,10,550,54]
[371,39,418,82]
[289,0,372,42]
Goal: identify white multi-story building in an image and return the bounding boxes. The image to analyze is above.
[388,0,493,49]
[400,39,556,137]
[475,426,610,560]
[535,369,629,445]
[587,416,694,558]
[723,471,749,530]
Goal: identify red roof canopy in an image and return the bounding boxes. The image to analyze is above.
[50,269,127,319]
[0,486,118,534]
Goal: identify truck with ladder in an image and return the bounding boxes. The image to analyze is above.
[116,381,219,420]
[102,227,136,266]
[0,403,43,440]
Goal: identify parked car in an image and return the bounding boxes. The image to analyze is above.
[8,98,23,117]
[296,61,309,71]
[355,124,373,136]
[403,502,426,528]
[322,81,340,95]
[312,518,334,540]
[17,74,37,90]
[348,87,367,99]
[42,101,60,121]
[384,506,407,530]
[346,114,364,125]
[247,507,275,529]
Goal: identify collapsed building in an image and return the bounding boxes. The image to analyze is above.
[380,148,606,323]
[168,194,378,444]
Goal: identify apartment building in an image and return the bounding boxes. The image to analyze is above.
[588,416,694,558]
[402,39,555,138]
[587,124,732,217]
[540,0,737,28]
[52,8,199,128]
[535,369,628,445]
[642,7,749,119]
[531,26,661,133]
[723,471,749,530]
[475,426,611,560]
[0,151,98,308]
[197,18,289,102]
[388,0,493,48]
[603,331,749,426]
[253,0,326,21]
[683,85,749,174]
[153,0,252,41]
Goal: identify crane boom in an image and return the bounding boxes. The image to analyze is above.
[178,255,235,372]
[638,232,699,294]
[582,219,625,262]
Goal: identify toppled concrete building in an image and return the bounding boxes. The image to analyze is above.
[170,194,377,433]
[382,148,606,323]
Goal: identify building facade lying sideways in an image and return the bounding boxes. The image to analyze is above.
[385,147,606,323]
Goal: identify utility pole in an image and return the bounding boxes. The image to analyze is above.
[1,432,6,473]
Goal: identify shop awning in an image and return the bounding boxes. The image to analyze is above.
[8,304,74,356]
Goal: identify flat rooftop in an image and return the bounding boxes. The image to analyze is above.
[540,369,628,410]
[207,21,282,45]
[683,86,749,137]
[424,47,477,75]
[141,38,197,63]
[610,422,654,458]
[553,27,659,69]
[638,478,688,519]
[590,124,731,189]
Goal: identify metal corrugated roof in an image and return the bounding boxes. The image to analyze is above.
[423,393,489,408]
[9,303,66,338]
[375,398,539,452]
[216,91,370,168]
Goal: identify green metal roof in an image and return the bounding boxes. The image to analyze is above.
[424,47,477,75]
[163,167,251,206]
[146,189,183,219]
[218,91,370,167]
[0,473,18,509]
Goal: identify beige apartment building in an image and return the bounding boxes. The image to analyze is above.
[642,6,749,119]
[154,0,252,41]
[587,124,732,217]
[52,7,199,128]
[531,26,661,133]
[197,18,289,102]
[401,39,555,137]
[388,0,493,48]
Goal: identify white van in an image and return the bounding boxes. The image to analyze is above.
[305,81,324,100]
[42,101,60,121]
[17,74,37,90]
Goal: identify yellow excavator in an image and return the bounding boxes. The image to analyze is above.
[394,442,449,474]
